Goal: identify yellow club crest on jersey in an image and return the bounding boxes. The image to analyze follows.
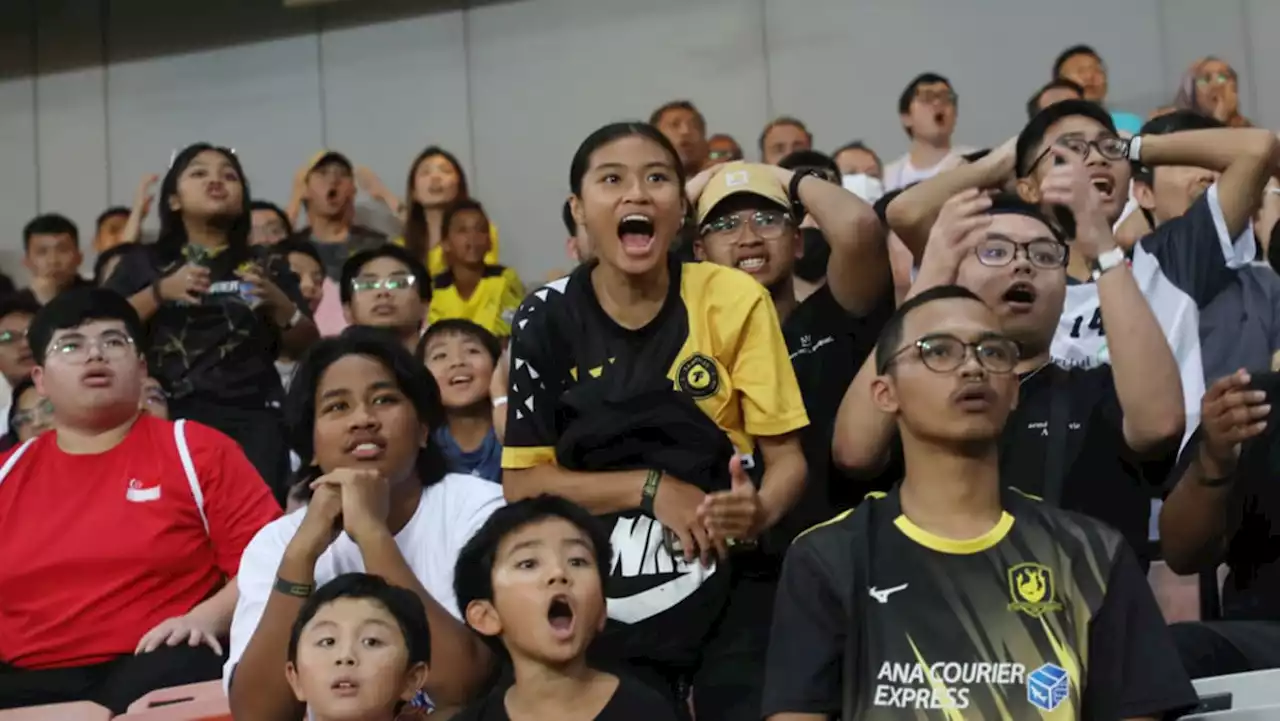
[1007,562,1062,618]
[677,353,720,400]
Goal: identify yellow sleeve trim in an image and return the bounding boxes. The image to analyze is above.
[792,491,887,544]
[746,409,811,440]
[501,446,555,470]
[893,512,1015,555]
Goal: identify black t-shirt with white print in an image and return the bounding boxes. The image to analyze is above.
[454,673,680,721]
[106,244,309,408]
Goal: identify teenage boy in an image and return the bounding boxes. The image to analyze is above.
[418,319,504,482]
[453,495,680,721]
[94,206,131,253]
[427,200,524,339]
[765,285,1196,721]
[20,213,89,305]
[273,239,326,390]
[883,73,973,191]
[286,573,431,721]
[341,244,430,354]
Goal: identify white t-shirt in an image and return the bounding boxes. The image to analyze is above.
[1051,183,1255,442]
[222,473,505,691]
[883,147,975,192]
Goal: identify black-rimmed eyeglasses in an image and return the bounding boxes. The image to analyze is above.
[1028,134,1127,172]
[975,238,1068,269]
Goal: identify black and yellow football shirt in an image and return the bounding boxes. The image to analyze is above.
[428,265,525,337]
[501,255,808,667]
[502,255,808,470]
[761,488,1197,720]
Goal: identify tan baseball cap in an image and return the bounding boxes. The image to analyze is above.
[695,162,790,226]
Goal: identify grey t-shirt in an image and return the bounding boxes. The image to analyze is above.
[296,225,390,281]
[1200,262,1280,380]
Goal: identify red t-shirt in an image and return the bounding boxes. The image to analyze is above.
[0,414,281,669]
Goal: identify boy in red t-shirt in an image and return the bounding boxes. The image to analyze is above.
[0,288,281,713]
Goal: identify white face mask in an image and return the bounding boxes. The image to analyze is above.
[842,174,885,204]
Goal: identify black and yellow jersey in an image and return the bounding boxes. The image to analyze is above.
[427,265,525,337]
[761,488,1196,720]
[502,255,808,469]
[501,255,808,667]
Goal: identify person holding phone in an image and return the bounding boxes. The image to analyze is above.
[107,143,318,501]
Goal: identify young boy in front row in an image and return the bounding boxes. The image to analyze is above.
[285,573,431,721]
[452,496,680,721]
[428,199,524,339]
[417,319,504,482]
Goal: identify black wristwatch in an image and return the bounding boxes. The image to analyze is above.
[640,469,661,515]
[788,168,825,221]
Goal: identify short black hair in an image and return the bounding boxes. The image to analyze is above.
[986,192,1067,243]
[1133,111,1224,184]
[92,244,138,287]
[339,243,431,305]
[285,326,448,493]
[649,100,706,133]
[250,200,293,236]
[287,573,432,666]
[441,198,488,241]
[23,214,80,252]
[1016,99,1116,177]
[1052,45,1101,80]
[778,150,840,179]
[453,495,612,637]
[0,294,41,326]
[416,318,501,365]
[1026,79,1085,120]
[562,199,576,236]
[875,285,986,374]
[758,117,812,154]
[833,141,884,174]
[272,237,324,274]
[28,287,145,366]
[95,206,130,230]
[898,72,954,115]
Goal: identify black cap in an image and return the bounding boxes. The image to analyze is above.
[308,150,354,175]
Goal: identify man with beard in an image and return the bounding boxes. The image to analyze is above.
[835,161,1186,571]
[883,73,973,192]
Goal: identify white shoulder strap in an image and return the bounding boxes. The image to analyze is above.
[0,438,37,490]
[174,419,209,534]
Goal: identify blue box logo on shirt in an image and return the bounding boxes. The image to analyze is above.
[1027,663,1068,711]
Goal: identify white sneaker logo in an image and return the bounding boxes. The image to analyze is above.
[868,583,908,604]
[125,478,161,503]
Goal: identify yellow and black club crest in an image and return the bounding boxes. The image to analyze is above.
[677,353,720,399]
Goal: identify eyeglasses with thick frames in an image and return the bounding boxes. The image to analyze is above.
[1029,134,1127,172]
[46,330,136,363]
[351,275,418,293]
[975,238,1068,270]
[879,333,1020,375]
[700,210,792,242]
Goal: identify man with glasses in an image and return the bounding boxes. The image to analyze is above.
[764,283,1195,721]
[883,73,973,192]
[708,134,743,164]
[340,244,430,353]
[0,295,39,436]
[0,288,280,714]
[836,187,1184,571]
